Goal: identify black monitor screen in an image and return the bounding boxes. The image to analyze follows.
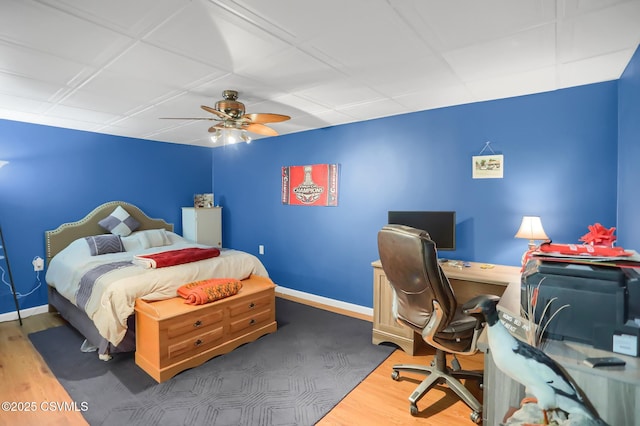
[387,211,456,251]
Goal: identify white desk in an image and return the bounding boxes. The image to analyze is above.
[480,281,640,425]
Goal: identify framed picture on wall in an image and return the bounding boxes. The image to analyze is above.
[472,155,503,179]
[282,164,339,206]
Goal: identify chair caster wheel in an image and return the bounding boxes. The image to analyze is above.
[391,370,399,381]
[410,403,418,416]
[470,411,482,424]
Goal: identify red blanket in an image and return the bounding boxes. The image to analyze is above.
[133,247,220,269]
[177,278,243,305]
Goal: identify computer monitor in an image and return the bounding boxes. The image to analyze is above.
[387,211,456,251]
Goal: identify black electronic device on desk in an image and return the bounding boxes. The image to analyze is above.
[521,258,640,356]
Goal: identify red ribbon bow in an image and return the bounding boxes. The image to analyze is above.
[579,223,617,246]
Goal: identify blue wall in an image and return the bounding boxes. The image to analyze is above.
[2,59,636,316]
[213,82,620,308]
[0,120,213,314]
[618,45,640,248]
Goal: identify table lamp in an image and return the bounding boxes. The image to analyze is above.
[515,216,549,250]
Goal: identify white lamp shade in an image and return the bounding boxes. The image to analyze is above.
[515,216,549,241]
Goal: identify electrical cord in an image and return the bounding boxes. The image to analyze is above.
[0,264,42,298]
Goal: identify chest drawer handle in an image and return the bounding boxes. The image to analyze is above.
[249,318,256,325]
[249,302,255,309]
[194,320,202,328]
[194,339,203,347]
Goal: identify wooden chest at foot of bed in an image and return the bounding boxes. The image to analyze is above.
[134,275,277,382]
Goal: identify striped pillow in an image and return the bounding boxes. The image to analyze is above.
[85,235,125,256]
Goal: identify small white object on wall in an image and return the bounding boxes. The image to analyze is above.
[472,141,503,179]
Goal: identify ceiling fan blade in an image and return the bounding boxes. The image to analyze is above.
[201,105,234,120]
[160,117,218,120]
[243,113,290,124]
[245,122,279,136]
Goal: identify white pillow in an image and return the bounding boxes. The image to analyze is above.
[121,233,145,252]
[137,229,171,249]
[52,237,92,262]
[165,231,187,244]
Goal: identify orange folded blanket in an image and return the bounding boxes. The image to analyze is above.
[177,278,243,305]
[133,247,220,269]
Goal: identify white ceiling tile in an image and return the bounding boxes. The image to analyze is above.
[237,47,341,92]
[275,114,335,133]
[337,99,409,121]
[145,0,291,71]
[295,79,385,109]
[0,73,64,101]
[559,0,635,19]
[348,54,462,98]
[308,13,428,69]
[557,48,637,86]
[557,0,640,63]
[103,42,220,88]
[443,24,557,82]
[0,42,93,86]
[0,0,132,66]
[394,85,474,112]
[225,0,384,42]
[38,0,188,35]
[465,67,558,102]
[22,113,103,133]
[269,94,328,116]
[58,72,181,113]
[403,0,557,51]
[0,93,51,114]
[46,104,121,124]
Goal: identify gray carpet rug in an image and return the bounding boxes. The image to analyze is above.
[29,298,394,426]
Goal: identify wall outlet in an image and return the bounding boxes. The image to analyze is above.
[259,245,264,255]
[33,256,44,271]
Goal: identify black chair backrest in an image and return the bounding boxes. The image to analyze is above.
[377,224,457,332]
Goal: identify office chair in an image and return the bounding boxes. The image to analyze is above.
[377,224,483,423]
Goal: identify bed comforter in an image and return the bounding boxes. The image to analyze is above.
[45,232,268,347]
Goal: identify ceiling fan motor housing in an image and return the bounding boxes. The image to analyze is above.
[215,90,245,119]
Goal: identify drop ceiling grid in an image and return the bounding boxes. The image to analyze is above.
[0,0,638,147]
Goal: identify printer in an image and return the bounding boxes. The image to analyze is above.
[521,259,640,355]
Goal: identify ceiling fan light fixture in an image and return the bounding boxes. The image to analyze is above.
[210,128,251,145]
[164,89,290,145]
[210,129,222,143]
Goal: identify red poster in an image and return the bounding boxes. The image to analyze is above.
[282,164,339,206]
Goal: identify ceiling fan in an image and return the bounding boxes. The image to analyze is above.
[162,90,290,143]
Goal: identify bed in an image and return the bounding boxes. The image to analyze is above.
[45,201,269,359]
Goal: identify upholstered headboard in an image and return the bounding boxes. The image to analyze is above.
[45,201,174,264]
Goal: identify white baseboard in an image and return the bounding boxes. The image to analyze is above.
[275,285,372,319]
[0,304,49,323]
[0,289,373,323]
